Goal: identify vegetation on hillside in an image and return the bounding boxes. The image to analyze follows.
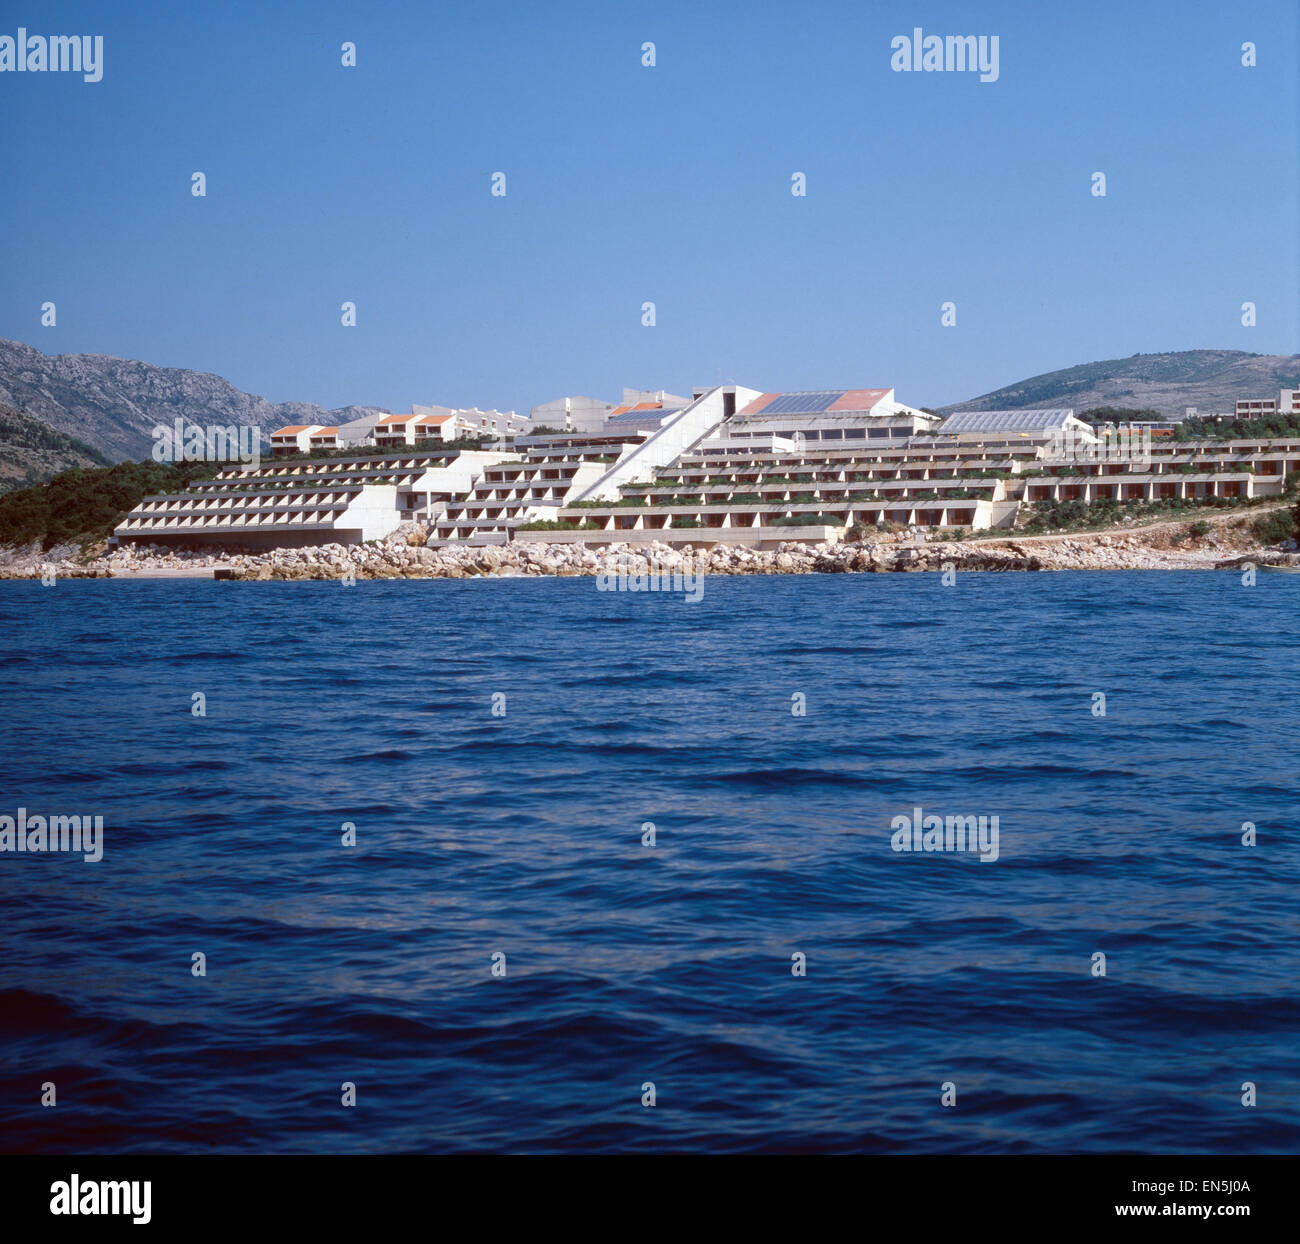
[0,459,222,550]
[271,435,503,463]
[0,404,114,493]
[953,350,1278,408]
[1077,406,1166,425]
[1251,508,1298,546]
[515,518,603,531]
[1011,478,1300,539]
[1176,413,1300,440]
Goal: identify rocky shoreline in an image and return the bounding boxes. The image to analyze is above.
[2,520,1297,581]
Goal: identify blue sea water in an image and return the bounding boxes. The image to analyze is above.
[0,571,1296,1154]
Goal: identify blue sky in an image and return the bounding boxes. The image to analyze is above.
[2,0,1296,414]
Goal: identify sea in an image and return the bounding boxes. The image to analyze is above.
[0,571,1296,1154]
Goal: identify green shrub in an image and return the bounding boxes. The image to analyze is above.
[0,459,224,550]
[1252,509,1297,546]
[771,513,843,527]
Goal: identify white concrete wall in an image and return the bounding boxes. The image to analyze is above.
[337,414,386,445]
[529,395,616,433]
[570,386,764,502]
[342,485,402,541]
[412,450,522,496]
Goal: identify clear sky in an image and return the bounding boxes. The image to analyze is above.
[2,0,1296,414]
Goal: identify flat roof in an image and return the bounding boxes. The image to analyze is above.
[938,409,1077,434]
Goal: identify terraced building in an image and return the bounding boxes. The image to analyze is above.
[111,379,1300,552]
[513,432,1300,548]
[112,450,515,549]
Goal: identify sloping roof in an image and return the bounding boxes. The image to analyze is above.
[736,392,782,417]
[608,407,671,425]
[738,389,892,417]
[937,409,1076,434]
[611,405,670,421]
[829,388,891,412]
[271,425,317,436]
[309,426,339,436]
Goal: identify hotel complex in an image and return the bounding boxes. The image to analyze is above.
[111,382,1300,551]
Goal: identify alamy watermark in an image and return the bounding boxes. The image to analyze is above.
[890,806,999,862]
[0,809,103,862]
[50,1175,150,1224]
[596,556,705,602]
[1044,425,1152,468]
[0,29,103,82]
[152,420,261,466]
[890,29,999,83]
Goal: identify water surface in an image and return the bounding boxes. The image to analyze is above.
[0,572,1296,1153]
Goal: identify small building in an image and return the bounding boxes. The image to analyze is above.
[529,394,617,434]
[1235,389,1300,419]
[530,389,685,435]
[268,425,324,455]
[374,412,459,446]
[448,407,531,439]
[308,426,340,451]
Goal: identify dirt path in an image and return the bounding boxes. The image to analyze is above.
[968,498,1292,550]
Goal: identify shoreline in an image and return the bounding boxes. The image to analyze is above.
[2,530,1295,584]
[1,500,1295,582]
[2,496,1294,582]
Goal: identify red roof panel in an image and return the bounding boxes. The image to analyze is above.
[829,388,890,412]
[737,392,782,416]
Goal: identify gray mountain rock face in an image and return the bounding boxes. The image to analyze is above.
[0,337,381,462]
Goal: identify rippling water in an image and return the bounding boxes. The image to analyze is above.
[0,572,1296,1153]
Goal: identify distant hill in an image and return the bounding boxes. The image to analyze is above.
[0,404,113,493]
[942,350,1300,420]
[0,338,382,462]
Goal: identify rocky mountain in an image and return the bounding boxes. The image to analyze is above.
[0,338,381,462]
[941,349,1300,420]
[5,338,1298,473]
[0,404,113,493]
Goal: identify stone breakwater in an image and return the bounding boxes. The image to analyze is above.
[2,523,1296,580]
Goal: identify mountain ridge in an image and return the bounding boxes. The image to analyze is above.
[0,337,382,462]
[2,339,1298,468]
[938,348,1300,419]
[0,403,112,493]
